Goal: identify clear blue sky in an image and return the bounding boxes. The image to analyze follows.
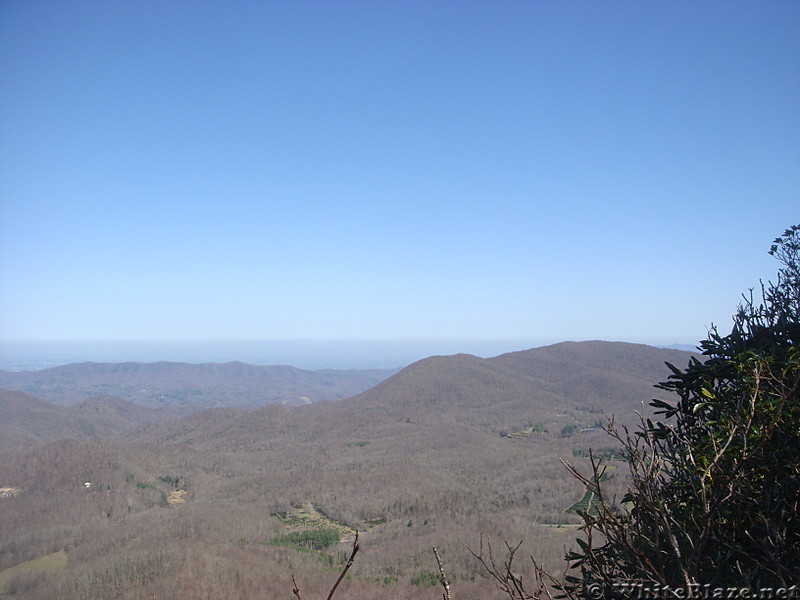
[1,1,798,348]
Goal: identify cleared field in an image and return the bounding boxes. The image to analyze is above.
[272,502,357,535]
[0,550,67,593]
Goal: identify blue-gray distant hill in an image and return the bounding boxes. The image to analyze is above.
[134,341,699,453]
[0,361,399,407]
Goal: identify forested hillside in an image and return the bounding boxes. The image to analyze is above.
[0,361,398,407]
[0,342,696,600]
[0,390,195,449]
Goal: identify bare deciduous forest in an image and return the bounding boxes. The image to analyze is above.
[0,341,695,599]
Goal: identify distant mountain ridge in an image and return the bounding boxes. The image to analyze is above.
[133,341,698,451]
[340,340,698,420]
[0,361,399,407]
[0,341,699,451]
[114,340,699,543]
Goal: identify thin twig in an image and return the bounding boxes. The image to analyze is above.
[291,574,302,600]
[467,534,553,600]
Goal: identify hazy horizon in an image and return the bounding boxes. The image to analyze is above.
[0,337,700,372]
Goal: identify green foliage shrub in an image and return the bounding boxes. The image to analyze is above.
[410,571,440,587]
[270,528,341,552]
[157,475,181,488]
[562,225,800,594]
[571,447,624,461]
[345,440,369,447]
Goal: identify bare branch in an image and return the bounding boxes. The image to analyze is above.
[325,531,359,600]
[433,546,452,600]
[291,574,302,600]
[466,534,558,600]
[289,532,359,600]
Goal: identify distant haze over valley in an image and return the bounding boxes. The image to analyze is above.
[0,338,698,372]
[0,361,398,408]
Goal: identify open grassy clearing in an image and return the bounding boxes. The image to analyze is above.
[564,488,602,517]
[272,502,357,535]
[0,551,67,594]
